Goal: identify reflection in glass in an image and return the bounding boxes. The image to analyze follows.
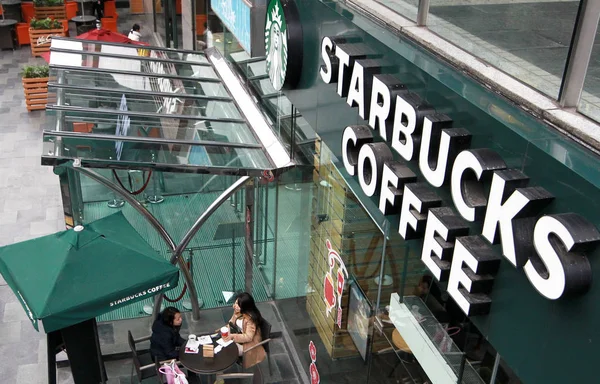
[578,33,600,123]
[44,132,271,170]
[427,0,581,99]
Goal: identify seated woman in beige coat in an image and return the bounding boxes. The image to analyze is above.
[222,292,266,368]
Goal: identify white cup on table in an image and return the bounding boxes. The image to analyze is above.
[220,326,229,339]
[188,334,197,342]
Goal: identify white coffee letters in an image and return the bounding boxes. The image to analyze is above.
[321,36,600,315]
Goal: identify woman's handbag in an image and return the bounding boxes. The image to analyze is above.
[228,321,242,334]
[159,360,189,384]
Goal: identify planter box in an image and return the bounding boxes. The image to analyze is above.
[130,0,143,14]
[29,27,65,57]
[22,77,49,112]
[33,5,67,19]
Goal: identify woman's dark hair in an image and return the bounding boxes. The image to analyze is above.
[161,306,181,328]
[236,292,262,326]
[131,23,140,32]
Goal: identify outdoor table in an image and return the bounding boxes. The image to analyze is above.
[178,336,238,382]
[1,0,22,22]
[71,15,96,35]
[74,0,94,17]
[0,19,17,50]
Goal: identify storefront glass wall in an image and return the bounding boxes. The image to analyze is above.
[70,169,269,318]
[367,0,598,118]
[242,1,600,383]
[578,19,600,123]
[194,15,439,383]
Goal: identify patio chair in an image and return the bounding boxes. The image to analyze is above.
[242,319,272,375]
[128,330,161,383]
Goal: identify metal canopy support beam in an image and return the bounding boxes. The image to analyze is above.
[52,36,212,56]
[49,63,222,84]
[49,47,213,67]
[48,83,233,102]
[559,0,600,107]
[44,130,263,149]
[152,176,252,321]
[47,105,246,124]
[42,156,269,177]
[71,166,202,320]
[207,50,293,170]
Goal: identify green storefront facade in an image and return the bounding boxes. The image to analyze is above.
[266,0,600,383]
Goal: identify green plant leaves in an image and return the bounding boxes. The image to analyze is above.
[21,65,50,79]
[33,0,65,6]
[30,17,63,30]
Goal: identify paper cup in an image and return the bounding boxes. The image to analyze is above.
[188,334,197,341]
[220,326,229,338]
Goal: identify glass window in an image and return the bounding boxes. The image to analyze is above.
[577,20,600,123]
[427,0,581,99]
[367,0,582,100]
[374,0,418,23]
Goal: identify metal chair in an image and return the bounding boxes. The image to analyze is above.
[242,319,272,375]
[128,330,161,383]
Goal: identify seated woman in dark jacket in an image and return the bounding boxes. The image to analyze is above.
[150,307,186,361]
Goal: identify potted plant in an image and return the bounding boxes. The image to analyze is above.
[33,0,66,20]
[21,65,50,112]
[29,17,66,57]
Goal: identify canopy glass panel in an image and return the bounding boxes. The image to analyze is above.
[228,51,318,156]
[44,38,293,175]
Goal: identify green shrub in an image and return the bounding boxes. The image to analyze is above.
[33,0,64,6]
[30,17,63,30]
[21,65,50,79]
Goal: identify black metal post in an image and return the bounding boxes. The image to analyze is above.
[245,180,255,293]
[232,228,236,292]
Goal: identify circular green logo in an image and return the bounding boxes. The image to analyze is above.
[265,0,288,91]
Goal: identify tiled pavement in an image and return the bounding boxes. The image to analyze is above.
[0,39,64,384]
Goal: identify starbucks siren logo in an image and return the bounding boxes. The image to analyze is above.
[265,0,288,91]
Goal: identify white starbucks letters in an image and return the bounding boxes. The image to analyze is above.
[319,36,335,84]
[525,214,599,300]
[482,170,554,268]
[323,36,600,315]
[447,236,500,316]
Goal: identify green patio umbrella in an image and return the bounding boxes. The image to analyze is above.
[0,212,179,333]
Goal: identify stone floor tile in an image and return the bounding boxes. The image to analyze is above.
[0,364,19,384]
[16,208,47,224]
[16,363,47,384]
[0,340,41,366]
[0,320,21,345]
[0,210,18,224]
[57,368,75,384]
[37,339,48,365]
[3,198,33,212]
[29,220,59,236]
[3,302,31,323]
[46,206,62,221]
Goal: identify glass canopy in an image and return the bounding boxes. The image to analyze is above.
[43,37,293,175]
[228,51,318,154]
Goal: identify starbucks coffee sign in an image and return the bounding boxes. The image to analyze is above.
[265,0,302,90]
[319,37,600,316]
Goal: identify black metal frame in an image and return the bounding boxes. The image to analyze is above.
[47,83,233,102]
